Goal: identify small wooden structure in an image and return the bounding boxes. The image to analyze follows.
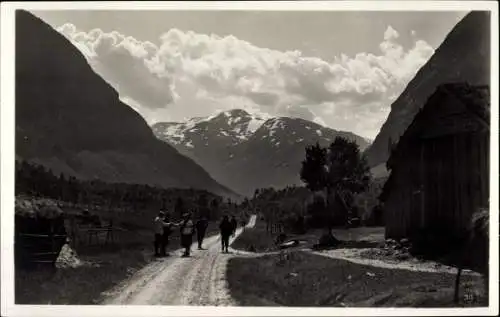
[380,83,490,246]
[66,213,122,247]
[15,198,67,269]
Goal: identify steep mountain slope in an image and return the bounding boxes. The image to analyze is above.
[365,11,491,167]
[153,110,369,196]
[15,10,236,199]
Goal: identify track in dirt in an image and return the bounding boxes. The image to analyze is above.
[101,215,256,306]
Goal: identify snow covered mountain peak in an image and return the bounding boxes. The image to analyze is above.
[152,109,270,147]
[152,109,370,196]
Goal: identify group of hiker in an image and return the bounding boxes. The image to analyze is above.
[153,210,239,257]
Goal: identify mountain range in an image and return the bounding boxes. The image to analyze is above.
[153,110,370,196]
[15,10,237,200]
[364,11,491,168]
[16,9,489,201]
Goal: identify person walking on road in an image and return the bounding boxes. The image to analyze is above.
[230,215,238,237]
[196,215,209,250]
[179,212,196,257]
[162,211,178,256]
[153,211,167,257]
[219,215,233,253]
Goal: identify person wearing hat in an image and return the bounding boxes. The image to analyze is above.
[195,214,209,250]
[219,215,233,253]
[179,212,196,257]
[153,211,167,257]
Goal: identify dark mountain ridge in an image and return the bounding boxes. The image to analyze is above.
[16,10,237,199]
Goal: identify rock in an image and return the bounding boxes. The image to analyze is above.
[400,238,410,246]
[395,253,410,261]
[385,239,396,245]
[55,244,83,268]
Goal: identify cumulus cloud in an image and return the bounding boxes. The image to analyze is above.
[57,24,173,109]
[384,25,399,41]
[56,23,434,138]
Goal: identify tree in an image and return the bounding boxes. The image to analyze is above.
[300,137,371,232]
[300,142,328,192]
[253,189,260,199]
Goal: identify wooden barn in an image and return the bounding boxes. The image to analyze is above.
[380,83,490,246]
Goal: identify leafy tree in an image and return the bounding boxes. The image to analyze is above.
[327,137,371,194]
[241,197,250,209]
[300,142,328,192]
[300,137,371,231]
[253,188,260,199]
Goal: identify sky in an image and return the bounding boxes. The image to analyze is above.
[32,10,467,139]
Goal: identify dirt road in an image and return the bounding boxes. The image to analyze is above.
[101,215,256,306]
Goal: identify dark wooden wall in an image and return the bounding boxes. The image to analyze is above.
[385,129,489,241]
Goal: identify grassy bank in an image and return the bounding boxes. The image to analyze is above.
[231,218,385,253]
[15,221,220,304]
[231,221,279,252]
[226,251,486,307]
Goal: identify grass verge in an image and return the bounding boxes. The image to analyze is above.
[226,251,486,307]
[231,222,279,252]
[231,220,385,253]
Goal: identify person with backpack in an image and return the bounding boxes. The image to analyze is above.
[219,215,233,253]
[179,212,196,257]
[196,215,209,250]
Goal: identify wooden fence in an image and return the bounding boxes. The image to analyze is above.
[15,216,67,268]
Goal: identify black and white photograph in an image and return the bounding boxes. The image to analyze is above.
[1,1,498,316]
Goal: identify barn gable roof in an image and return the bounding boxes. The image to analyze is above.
[380,83,490,202]
[443,83,490,126]
[386,83,490,170]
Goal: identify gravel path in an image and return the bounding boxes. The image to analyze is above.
[310,248,480,275]
[101,215,256,305]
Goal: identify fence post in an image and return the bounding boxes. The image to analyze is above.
[50,220,55,267]
[71,218,78,247]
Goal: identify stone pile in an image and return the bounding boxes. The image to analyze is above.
[362,238,414,262]
[55,244,99,269]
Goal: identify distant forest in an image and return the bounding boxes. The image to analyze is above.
[15,160,240,220]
